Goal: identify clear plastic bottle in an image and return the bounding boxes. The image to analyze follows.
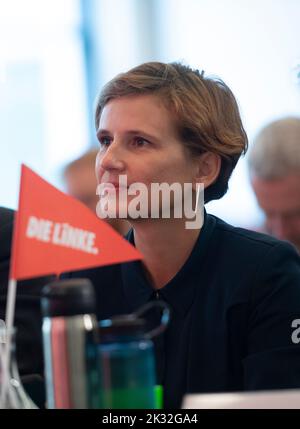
[99,316,156,409]
[97,301,170,409]
[0,324,38,409]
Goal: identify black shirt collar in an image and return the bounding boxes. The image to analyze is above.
[121,211,216,317]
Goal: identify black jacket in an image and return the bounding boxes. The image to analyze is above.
[65,212,300,408]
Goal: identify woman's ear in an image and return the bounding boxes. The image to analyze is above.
[194,152,221,190]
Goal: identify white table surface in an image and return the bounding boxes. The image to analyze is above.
[182,389,300,409]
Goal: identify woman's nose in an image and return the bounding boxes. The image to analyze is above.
[97,142,126,172]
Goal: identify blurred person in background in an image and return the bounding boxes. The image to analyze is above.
[63,149,130,236]
[249,117,300,253]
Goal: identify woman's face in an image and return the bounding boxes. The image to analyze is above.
[95,94,199,220]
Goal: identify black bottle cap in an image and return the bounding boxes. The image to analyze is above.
[41,278,96,317]
[99,315,146,343]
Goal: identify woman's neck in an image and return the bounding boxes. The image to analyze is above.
[132,218,201,290]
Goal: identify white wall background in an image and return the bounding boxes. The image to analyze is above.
[154,0,300,226]
[0,0,89,209]
[1,0,299,228]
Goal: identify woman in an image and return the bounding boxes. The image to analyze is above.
[68,62,300,408]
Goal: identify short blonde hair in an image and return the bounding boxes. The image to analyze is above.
[95,62,248,202]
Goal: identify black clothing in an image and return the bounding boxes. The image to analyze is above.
[64,212,300,408]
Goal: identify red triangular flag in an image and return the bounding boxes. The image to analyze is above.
[10,164,142,280]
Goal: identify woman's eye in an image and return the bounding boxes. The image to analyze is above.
[133,137,150,147]
[99,136,112,148]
